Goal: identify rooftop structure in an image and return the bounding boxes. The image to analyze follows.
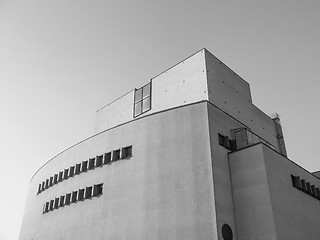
[19,49,320,240]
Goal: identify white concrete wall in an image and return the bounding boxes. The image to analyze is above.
[94,49,208,133]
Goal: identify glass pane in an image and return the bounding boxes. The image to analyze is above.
[134,102,142,116]
[135,88,142,103]
[142,83,151,98]
[142,97,151,112]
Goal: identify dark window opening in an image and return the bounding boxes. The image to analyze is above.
[81,161,88,172]
[104,152,112,164]
[59,195,65,207]
[45,202,49,213]
[218,133,230,150]
[65,193,71,205]
[49,177,53,187]
[78,189,85,201]
[93,183,103,197]
[222,224,233,240]
[71,191,78,203]
[89,158,95,170]
[45,179,49,188]
[58,171,63,182]
[54,198,59,209]
[75,163,81,174]
[64,169,69,180]
[122,146,132,159]
[37,184,42,194]
[85,186,93,199]
[54,174,58,184]
[112,149,121,162]
[49,200,54,211]
[41,181,45,191]
[134,82,151,117]
[69,166,75,177]
[96,155,103,167]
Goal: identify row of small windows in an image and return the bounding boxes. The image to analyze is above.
[291,175,320,200]
[134,82,151,117]
[37,145,133,195]
[43,183,103,214]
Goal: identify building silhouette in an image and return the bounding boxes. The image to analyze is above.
[19,49,320,240]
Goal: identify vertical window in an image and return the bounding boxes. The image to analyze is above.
[75,163,81,174]
[121,146,133,159]
[89,158,95,170]
[134,82,151,117]
[49,200,54,211]
[64,169,69,180]
[49,177,53,187]
[45,179,49,188]
[112,149,121,162]
[69,166,75,177]
[93,183,103,197]
[96,155,103,167]
[42,181,45,191]
[81,161,88,172]
[37,184,42,194]
[59,195,65,207]
[71,191,78,203]
[78,189,85,201]
[65,193,71,205]
[54,198,59,209]
[54,174,58,184]
[104,152,112,165]
[45,202,49,213]
[58,171,63,182]
[85,186,93,199]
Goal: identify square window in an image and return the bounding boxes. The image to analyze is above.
[142,83,151,98]
[134,88,142,103]
[142,97,151,112]
[78,189,85,201]
[71,191,78,203]
[59,195,65,207]
[69,166,75,177]
[81,161,88,172]
[121,146,132,159]
[89,158,95,170]
[75,163,81,174]
[64,169,69,180]
[104,152,112,165]
[65,193,71,205]
[112,149,121,162]
[134,102,142,116]
[96,155,103,167]
[85,186,93,199]
[93,184,103,197]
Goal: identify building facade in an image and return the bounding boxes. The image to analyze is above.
[19,49,320,240]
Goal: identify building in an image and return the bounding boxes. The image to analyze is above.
[19,49,320,240]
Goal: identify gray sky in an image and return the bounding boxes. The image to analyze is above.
[1,1,320,239]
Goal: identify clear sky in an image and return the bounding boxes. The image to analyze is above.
[1,1,319,239]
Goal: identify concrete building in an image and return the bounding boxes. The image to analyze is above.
[19,49,320,240]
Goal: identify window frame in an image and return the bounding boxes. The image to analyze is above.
[133,81,152,118]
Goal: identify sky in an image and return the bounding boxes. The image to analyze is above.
[0,0,320,239]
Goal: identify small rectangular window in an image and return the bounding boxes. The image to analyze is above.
[59,195,65,207]
[45,179,49,188]
[96,155,103,167]
[78,188,85,201]
[316,188,320,199]
[301,179,307,192]
[85,186,93,199]
[69,166,75,177]
[45,202,49,213]
[81,161,88,172]
[121,146,132,159]
[93,183,103,197]
[291,175,302,189]
[311,185,316,197]
[112,149,121,162]
[104,152,112,165]
[49,177,53,187]
[54,197,59,209]
[54,174,58,184]
[306,182,312,195]
[49,200,54,211]
[58,171,63,182]
[42,181,45,191]
[89,158,95,170]
[71,191,78,203]
[218,133,230,149]
[75,163,81,174]
[37,184,42,194]
[65,193,71,205]
[64,169,69,180]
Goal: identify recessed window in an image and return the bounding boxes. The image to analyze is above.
[81,161,88,172]
[58,171,63,182]
[71,191,78,203]
[41,181,45,191]
[85,186,93,199]
[121,146,132,159]
[65,193,71,205]
[134,82,151,117]
[78,189,85,201]
[89,158,95,170]
[112,149,121,162]
[96,155,103,167]
[45,179,49,188]
[75,163,81,174]
[54,198,59,209]
[104,152,111,164]
[49,200,54,211]
[59,195,65,207]
[64,169,69,180]
[69,166,75,177]
[49,177,53,187]
[54,174,58,184]
[37,184,42,194]
[45,202,49,213]
[93,184,103,197]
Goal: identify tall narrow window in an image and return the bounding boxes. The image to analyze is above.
[134,82,151,117]
[54,174,58,184]
[112,149,121,162]
[59,195,65,207]
[78,189,85,201]
[64,169,69,180]
[89,158,95,170]
[104,152,112,165]
[81,161,88,172]
[69,166,75,177]
[96,155,103,167]
[85,186,93,199]
[75,164,81,174]
[65,193,71,205]
[71,191,78,203]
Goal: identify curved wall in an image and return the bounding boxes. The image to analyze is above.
[19,102,218,240]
